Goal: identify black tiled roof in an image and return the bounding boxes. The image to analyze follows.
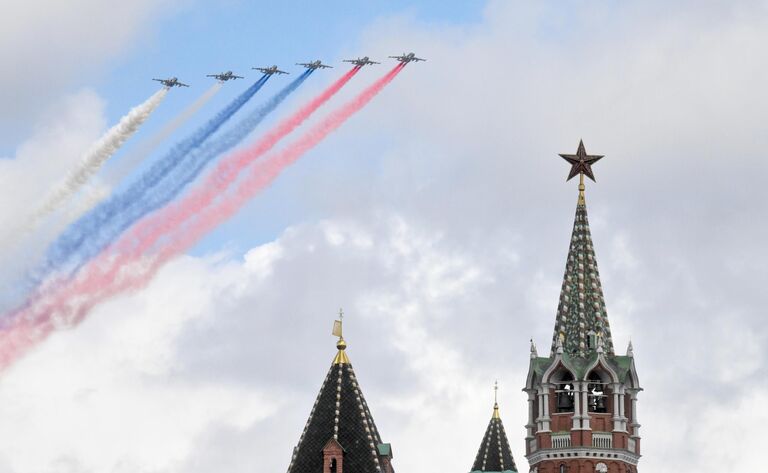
[470,413,517,472]
[287,357,389,473]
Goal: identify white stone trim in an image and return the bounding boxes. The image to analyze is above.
[526,447,640,466]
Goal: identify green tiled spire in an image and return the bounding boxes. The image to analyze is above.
[549,194,614,357]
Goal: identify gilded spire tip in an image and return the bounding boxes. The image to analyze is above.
[332,308,350,364]
[492,380,500,419]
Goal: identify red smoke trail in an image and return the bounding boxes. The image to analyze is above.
[0,64,404,370]
[125,66,360,254]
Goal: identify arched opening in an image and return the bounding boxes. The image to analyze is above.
[559,463,567,473]
[587,330,596,350]
[587,371,608,413]
[555,372,575,413]
[330,457,337,473]
[595,462,608,473]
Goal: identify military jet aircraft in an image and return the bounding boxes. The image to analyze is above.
[206,71,244,82]
[153,77,189,88]
[296,60,333,70]
[389,52,426,63]
[342,56,379,67]
[253,65,289,75]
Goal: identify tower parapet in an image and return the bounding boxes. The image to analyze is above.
[524,142,642,473]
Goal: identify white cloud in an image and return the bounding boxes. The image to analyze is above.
[0,253,280,473]
[0,0,174,142]
[0,216,525,472]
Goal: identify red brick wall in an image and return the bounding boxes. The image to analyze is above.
[589,413,612,432]
[532,459,636,473]
[551,412,573,432]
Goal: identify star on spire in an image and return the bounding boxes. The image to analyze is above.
[559,140,603,182]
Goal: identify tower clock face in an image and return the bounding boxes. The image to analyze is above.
[596,463,608,472]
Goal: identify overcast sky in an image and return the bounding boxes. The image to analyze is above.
[1,1,767,472]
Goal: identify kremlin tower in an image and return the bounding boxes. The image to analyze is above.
[523,142,642,473]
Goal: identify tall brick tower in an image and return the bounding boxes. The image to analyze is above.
[524,142,641,473]
[286,312,395,473]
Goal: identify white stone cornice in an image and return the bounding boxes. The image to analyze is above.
[526,447,641,466]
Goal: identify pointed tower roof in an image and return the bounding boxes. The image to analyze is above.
[549,141,615,358]
[287,313,392,473]
[470,383,517,473]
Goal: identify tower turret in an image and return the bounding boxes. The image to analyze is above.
[470,382,518,473]
[523,142,642,473]
[287,311,395,473]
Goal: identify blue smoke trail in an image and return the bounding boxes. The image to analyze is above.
[34,75,270,281]
[44,70,313,279]
[150,69,313,210]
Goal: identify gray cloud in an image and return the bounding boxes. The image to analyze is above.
[0,0,174,143]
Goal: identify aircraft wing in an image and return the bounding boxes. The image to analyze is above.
[276,70,289,75]
[319,64,332,68]
[234,75,244,79]
[178,82,190,87]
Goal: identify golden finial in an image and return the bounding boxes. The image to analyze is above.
[332,308,349,365]
[492,380,500,419]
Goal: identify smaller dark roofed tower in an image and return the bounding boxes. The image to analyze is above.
[471,382,518,473]
[287,311,394,473]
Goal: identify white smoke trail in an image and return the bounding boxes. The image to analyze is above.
[0,87,168,292]
[0,88,168,266]
[29,87,169,225]
[106,83,222,186]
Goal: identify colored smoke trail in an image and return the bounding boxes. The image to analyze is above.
[127,66,360,250]
[166,64,406,253]
[26,88,169,227]
[145,69,315,211]
[45,71,312,279]
[0,65,404,370]
[38,76,270,279]
[106,83,223,186]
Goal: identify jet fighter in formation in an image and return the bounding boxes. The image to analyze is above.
[297,60,333,70]
[253,65,289,75]
[389,52,426,63]
[162,53,421,86]
[206,71,244,82]
[343,56,380,67]
[153,77,189,88]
